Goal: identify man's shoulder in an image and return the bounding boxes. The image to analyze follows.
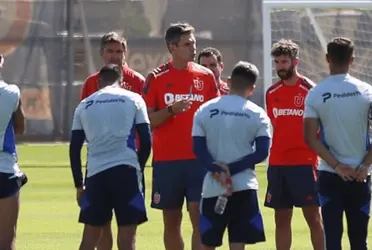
[300,76,316,90]
[122,64,145,82]
[190,62,214,77]
[84,72,99,84]
[149,62,171,79]
[245,100,267,118]
[219,80,229,95]
[197,97,221,113]
[0,82,20,96]
[266,81,283,97]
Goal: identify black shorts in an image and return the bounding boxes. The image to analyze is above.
[78,165,147,227]
[0,172,23,199]
[199,190,266,247]
[264,165,319,209]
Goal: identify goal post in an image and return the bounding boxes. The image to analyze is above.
[262,0,372,108]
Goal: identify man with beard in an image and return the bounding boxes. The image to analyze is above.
[79,32,145,250]
[264,39,325,250]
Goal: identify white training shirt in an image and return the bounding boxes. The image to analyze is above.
[304,74,372,173]
[192,95,271,198]
[0,80,20,174]
[71,85,150,177]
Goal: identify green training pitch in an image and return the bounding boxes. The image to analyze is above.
[15,144,371,250]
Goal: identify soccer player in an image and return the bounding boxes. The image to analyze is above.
[192,61,270,250]
[69,64,151,250]
[80,31,145,250]
[264,39,325,250]
[81,31,145,99]
[197,47,229,95]
[0,54,26,250]
[304,37,372,250]
[143,22,220,250]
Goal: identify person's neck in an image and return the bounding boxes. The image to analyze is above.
[229,89,247,99]
[282,73,300,86]
[171,58,189,70]
[330,67,349,75]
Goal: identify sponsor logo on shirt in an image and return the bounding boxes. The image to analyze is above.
[164,93,204,105]
[322,91,361,103]
[272,108,303,118]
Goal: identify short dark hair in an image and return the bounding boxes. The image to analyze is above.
[197,47,222,64]
[271,39,299,59]
[230,61,259,90]
[101,31,127,51]
[98,64,122,87]
[165,22,194,48]
[327,37,354,66]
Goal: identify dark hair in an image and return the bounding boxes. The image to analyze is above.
[327,37,354,66]
[98,64,122,86]
[197,47,222,64]
[101,31,127,51]
[165,22,194,48]
[271,39,299,59]
[230,61,259,90]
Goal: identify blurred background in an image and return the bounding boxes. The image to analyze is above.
[1,0,372,142]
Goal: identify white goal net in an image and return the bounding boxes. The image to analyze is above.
[263,1,372,93]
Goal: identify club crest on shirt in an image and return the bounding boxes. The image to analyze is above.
[121,81,132,90]
[153,192,161,204]
[294,94,304,107]
[193,78,204,91]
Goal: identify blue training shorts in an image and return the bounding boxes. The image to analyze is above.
[151,159,204,209]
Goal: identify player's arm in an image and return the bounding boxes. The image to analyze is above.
[192,108,224,173]
[227,111,271,175]
[69,106,85,189]
[356,102,372,178]
[303,94,338,168]
[135,97,152,170]
[142,73,172,128]
[11,86,25,134]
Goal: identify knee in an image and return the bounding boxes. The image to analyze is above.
[304,207,323,229]
[275,209,293,229]
[163,209,183,234]
[97,228,113,250]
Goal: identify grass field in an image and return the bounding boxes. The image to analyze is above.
[15,144,371,250]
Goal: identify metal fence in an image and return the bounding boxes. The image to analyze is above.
[3,0,371,142]
[0,0,264,142]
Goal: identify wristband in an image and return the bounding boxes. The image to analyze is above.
[332,162,340,170]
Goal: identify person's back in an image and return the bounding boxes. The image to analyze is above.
[78,86,143,176]
[193,61,269,249]
[196,95,268,197]
[304,37,372,250]
[307,74,372,169]
[70,64,151,250]
[0,81,20,174]
[0,65,25,250]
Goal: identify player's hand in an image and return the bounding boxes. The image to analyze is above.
[76,186,84,207]
[170,100,192,114]
[213,161,230,176]
[354,165,369,182]
[335,164,355,181]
